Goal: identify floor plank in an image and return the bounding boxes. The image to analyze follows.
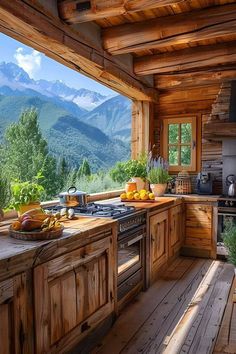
[214,277,236,354]
[93,258,234,354]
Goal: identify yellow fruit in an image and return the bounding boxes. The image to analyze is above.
[139,189,146,194]
[149,193,155,200]
[127,192,134,200]
[141,193,149,200]
[11,220,22,231]
[120,192,127,200]
[134,193,140,200]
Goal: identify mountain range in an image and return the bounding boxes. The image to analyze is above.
[0,62,131,171]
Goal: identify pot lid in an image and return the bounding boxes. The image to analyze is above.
[59,186,87,196]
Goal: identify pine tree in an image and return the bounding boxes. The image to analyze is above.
[2,108,59,198]
[58,157,69,189]
[78,158,91,178]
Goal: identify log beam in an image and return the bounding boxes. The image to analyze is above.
[155,68,236,90]
[58,0,185,24]
[134,42,236,75]
[0,0,157,102]
[103,3,236,55]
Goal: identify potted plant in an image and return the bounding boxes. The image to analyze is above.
[11,179,45,215]
[110,155,147,191]
[222,220,236,274]
[0,172,11,220]
[147,153,171,197]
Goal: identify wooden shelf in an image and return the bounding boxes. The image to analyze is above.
[203,122,236,140]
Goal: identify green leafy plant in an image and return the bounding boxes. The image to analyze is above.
[222,220,236,267]
[110,156,147,184]
[10,178,45,211]
[147,151,171,184]
[147,167,171,184]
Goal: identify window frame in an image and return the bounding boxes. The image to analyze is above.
[162,116,197,172]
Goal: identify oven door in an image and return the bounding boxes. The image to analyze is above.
[217,209,236,242]
[118,226,145,285]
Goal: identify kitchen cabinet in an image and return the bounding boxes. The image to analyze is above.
[34,235,115,354]
[169,204,183,259]
[150,210,169,282]
[183,202,216,258]
[0,272,33,354]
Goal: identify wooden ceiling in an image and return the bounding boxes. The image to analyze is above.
[58,0,236,92]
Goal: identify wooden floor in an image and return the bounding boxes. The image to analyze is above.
[92,257,235,354]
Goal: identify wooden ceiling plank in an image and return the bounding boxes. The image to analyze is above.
[102,3,236,54]
[156,68,236,90]
[134,41,236,75]
[58,0,185,24]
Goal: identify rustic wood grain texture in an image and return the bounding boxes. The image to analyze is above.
[58,0,186,23]
[103,3,236,54]
[34,235,115,353]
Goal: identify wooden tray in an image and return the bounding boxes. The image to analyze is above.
[9,225,64,241]
[121,198,155,203]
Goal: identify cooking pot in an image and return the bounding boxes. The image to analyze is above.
[226,175,236,197]
[58,186,88,207]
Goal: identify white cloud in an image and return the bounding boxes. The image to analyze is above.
[14,47,41,78]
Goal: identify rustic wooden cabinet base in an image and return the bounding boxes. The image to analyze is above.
[34,236,115,354]
[0,272,34,354]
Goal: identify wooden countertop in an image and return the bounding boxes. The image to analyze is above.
[164,194,220,202]
[0,217,117,282]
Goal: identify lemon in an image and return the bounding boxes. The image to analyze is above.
[139,189,146,194]
[141,193,149,200]
[149,193,155,200]
[120,192,127,200]
[134,192,140,200]
[127,192,134,200]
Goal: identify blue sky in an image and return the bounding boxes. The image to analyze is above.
[0,32,115,96]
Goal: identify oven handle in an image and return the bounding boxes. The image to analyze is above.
[120,234,144,248]
[218,212,236,217]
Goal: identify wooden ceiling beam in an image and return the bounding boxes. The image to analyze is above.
[58,0,185,24]
[134,41,236,75]
[155,68,236,90]
[103,3,236,55]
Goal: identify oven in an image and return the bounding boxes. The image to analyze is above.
[217,199,236,242]
[117,211,146,306]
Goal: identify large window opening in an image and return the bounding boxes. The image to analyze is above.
[0,32,131,207]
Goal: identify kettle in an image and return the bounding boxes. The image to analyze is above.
[226,175,236,197]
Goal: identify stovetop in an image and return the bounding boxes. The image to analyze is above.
[45,203,136,219]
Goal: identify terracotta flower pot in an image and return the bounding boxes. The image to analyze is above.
[131,177,147,191]
[150,183,167,197]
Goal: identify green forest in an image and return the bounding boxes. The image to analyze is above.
[0,109,123,210]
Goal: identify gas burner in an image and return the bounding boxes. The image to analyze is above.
[45,203,136,219]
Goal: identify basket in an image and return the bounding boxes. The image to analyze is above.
[9,225,64,241]
[175,171,192,194]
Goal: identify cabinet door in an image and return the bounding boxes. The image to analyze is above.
[169,205,183,258]
[34,236,114,354]
[0,273,33,354]
[185,203,213,251]
[150,210,169,280]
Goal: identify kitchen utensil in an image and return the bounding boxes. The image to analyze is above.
[58,186,88,207]
[226,175,236,197]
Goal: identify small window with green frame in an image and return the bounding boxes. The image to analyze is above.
[163,117,197,172]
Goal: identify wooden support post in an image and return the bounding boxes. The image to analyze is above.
[131,101,151,158]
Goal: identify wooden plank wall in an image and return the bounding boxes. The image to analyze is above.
[154,83,229,194]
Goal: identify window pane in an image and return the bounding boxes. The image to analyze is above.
[181,123,191,143]
[169,146,178,165]
[168,124,179,144]
[181,146,191,165]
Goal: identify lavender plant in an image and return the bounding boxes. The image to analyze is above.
[147,151,171,184]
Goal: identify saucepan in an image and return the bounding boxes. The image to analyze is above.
[58,186,89,207]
